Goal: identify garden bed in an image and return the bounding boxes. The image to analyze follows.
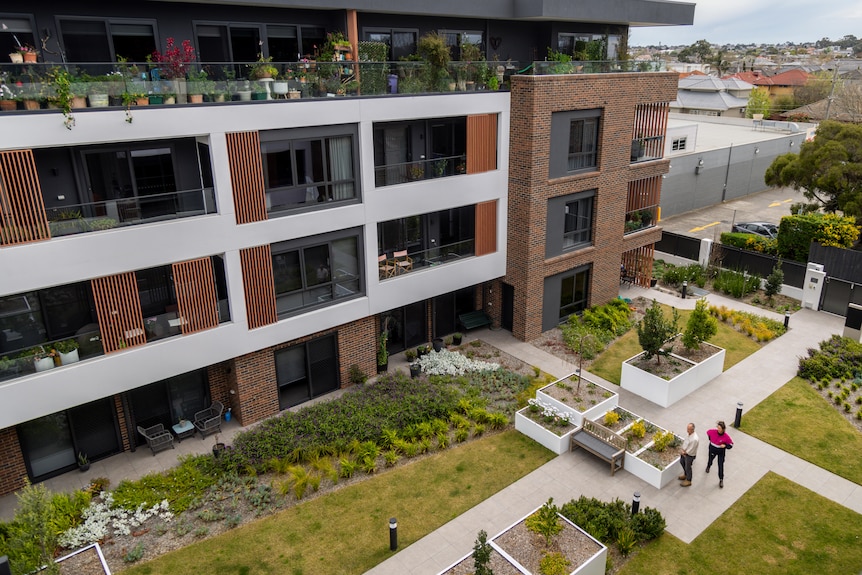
[536,375,619,426]
[515,406,578,454]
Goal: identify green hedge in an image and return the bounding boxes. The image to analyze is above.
[720,232,778,255]
[777,213,859,262]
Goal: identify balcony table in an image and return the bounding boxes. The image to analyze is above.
[172,419,196,442]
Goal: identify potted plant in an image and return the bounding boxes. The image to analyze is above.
[212,434,226,458]
[87,77,110,108]
[77,452,90,473]
[55,339,80,365]
[377,330,389,373]
[0,74,16,111]
[432,337,445,352]
[47,68,77,129]
[152,37,196,103]
[186,69,211,103]
[249,55,278,80]
[417,344,430,358]
[18,44,39,63]
[251,80,269,100]
[20,346,55,372]
[405,348,417,362]
[452,332,463,345]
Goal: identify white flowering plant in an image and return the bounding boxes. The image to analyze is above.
[526,398,575,432]
[59,492,173,549]
[415,348,500,376]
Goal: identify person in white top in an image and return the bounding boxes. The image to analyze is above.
[678,422,699,487]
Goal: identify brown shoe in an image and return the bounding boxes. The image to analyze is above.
[719,480,723,488]
[680,480,692,487]
[678,474,686,480]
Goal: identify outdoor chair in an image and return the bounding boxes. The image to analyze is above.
[392,250,413,274]
[378,254,396,278]
[137,423,175,455]
[194,400,224,438]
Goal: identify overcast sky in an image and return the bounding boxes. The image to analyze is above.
[630,0,862,46]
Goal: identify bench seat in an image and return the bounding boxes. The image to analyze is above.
[570,420,625,476]
[458,310,492,331]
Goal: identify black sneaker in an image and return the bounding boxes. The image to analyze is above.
[705,465,711,474]
[719,479,724,488]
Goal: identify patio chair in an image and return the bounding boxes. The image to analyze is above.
[193,400,224,438]
[392,250,413,274]
[137,423,175,455]
[378,254,396,279]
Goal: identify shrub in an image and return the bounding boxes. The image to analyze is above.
[631,507,666,540]
[347,364,367,385]
[777,212,859,262]
[720,232,778,254]
[681,299,718,350]
[525,498,563,546]
[636,300,679,365]
[539,551,571,575]
[651,430,676,452]
[765,260,785,297]
[472,530,493,575]
[713,268,761,298]
[124,543,145,563]
[603,410,620,426]
[616,526,638,557]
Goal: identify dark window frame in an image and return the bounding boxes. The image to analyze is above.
[260,124,360,215]
[56,15,159,65]
[275,332,340,410]
[544,190,595,257]
[373,117,467,187]
[362,27,419,61]
[559,265,591,322]
[671,137,687,151]
[549,109,601,178]
[563,195,594,250]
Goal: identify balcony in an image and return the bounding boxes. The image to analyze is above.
[532,60,667,75]
[374,153,467,187]
[379,239,475,280]
[0,60,517,116]
[624,205,658,235]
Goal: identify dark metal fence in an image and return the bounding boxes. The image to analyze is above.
[715,245,805,288]
[809,243,862,283]
[655,231,701,261]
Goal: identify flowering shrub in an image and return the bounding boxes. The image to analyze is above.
[152,37,197,79]
[59,492,173,549]
[416,349,499,376]
[526,398,574,432]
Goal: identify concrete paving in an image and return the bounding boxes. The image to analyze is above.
[1,285,858,575]
[366,286,860,575]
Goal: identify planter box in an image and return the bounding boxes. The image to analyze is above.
[536,374,618,427]
[620,343,725,407]
[515,407,578,455]
[438,510,607,575]
[622,443,681,489]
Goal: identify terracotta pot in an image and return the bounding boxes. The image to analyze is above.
[189,93,204,104]
[22,52,37,63]
[0,100,16,111]
[135,97,149,106]
[71,96,88,109]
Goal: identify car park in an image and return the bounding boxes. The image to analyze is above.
[731,222,778,238]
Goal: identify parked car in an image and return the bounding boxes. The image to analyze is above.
[731,222,778,239]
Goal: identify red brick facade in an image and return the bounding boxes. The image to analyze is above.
[0,427,27,495]
[505,73,677,341]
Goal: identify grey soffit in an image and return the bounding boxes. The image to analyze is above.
[149,0,695,26]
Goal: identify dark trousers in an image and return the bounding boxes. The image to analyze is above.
[707,445,727,479]
[679,454,696,481]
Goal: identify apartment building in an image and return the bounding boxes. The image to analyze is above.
[0,0,693,495]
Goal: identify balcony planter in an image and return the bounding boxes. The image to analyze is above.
[515,406,578,455]
[623,440,682,489]
[272,81,289,96]
[236,90,252,101]
[88,94,109,108]
[536,374,618,427]
[620,343,725,408]
[9,53,23,64]
[432,337,444,352]
[409,363,421,378]
[34,357,55,372]
[148,94,164,105]
[56,339,80,365]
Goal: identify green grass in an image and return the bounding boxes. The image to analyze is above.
[589,305,763,385]
[619,472,862,575]
[743,376,862,485]
[123,430,555,575]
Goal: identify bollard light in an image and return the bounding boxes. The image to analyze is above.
[682,281,688,299]
[734,402,743,428]
[389,517,398,551]
[784,311,790,329]
[632,492,641,515]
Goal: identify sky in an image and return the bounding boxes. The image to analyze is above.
[630,0,862,47]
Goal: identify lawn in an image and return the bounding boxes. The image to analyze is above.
[589,305,763,385]
[618,472,862,575]
[123,430,555,575]
[743,376,862,485]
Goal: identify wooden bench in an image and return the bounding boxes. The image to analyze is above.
[570,419,626,476]
[458,310,492,331]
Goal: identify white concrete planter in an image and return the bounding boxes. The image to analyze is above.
[620,343,726,407]
[622,443,681,489]
[515,407,578,455]
[536,375,619,426]
[439,510,607,575]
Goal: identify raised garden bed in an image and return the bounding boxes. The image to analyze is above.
[536,374,618,426]
[621,342,725,407]
[515,406,578,455]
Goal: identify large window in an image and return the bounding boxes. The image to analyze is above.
[0,15,36,60]
[377,206,475,274]
[563,196,594,249]
[261,127,358,213]
[559,268,590,320]
[439,30,483,60]
[272,230,363,317]
[276,334,339,409]
[545,191,595,257]
[373,117,466,186]
[363,28,417,61]
[549,110,601,178]
[59,18,157,68]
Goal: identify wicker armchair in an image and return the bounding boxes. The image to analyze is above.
[193,400,224,438]
[137,424,175,455]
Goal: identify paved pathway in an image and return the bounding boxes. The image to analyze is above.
[365,286,861,575]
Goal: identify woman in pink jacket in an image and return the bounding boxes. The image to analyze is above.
[705,421,733,488]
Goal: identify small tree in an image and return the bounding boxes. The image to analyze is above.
[10,483,60,575]
[636,300,679,365]
[681,299,717,351]
[765,260,785,299]
[525,498,563,547]
[472,530,494,575]
[746,87,771,118]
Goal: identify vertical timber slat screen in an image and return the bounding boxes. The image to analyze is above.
[632,103,669,160]
[475,200,497,256]
[627,176,661,212]
[91,272,146,354]
[467,114,498,174]
[172,257,219,335]
[621,244,655,288]
[226,131,268,225]
[0,149,51,246]
[240,245,278,329]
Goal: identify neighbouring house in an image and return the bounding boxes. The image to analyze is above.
[671,76,753,117]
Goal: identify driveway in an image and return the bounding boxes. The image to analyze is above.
[659,186,808,241]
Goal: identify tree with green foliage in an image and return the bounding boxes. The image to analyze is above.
[765,121,862,223]
[636,300,679,365]
[8,483,61,575]
[525,498,563,547]
[776,212,860,262]
[472,530,494,575]
[746,87,771,118]
[681,299,718,351]
[765,260,785,298]
[677,39,713,63]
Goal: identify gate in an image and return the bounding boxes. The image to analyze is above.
[820,277,862,316]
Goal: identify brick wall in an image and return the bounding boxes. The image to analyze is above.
[506,72,677,341]
[0,428,27,496]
